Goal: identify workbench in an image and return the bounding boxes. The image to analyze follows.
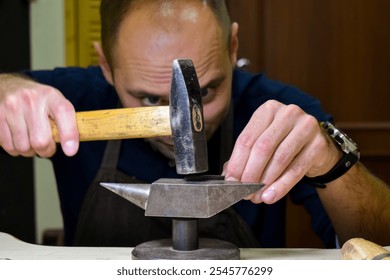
[0,232,347,260]
[2,231,389,280]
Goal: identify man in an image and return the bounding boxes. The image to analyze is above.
[0,0,389,247]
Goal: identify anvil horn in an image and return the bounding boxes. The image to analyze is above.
[100,182,151,210]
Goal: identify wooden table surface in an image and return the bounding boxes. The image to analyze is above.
[0,232,350,260]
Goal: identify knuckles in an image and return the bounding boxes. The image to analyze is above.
[54,100,75,117]
[2,87,42,113]
[2,93,21,113]
[30,137,56,157]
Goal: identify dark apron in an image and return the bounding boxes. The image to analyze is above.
[74,107,259,248]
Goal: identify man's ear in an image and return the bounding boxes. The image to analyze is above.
[93,41,114,85]
[229,22,239,66]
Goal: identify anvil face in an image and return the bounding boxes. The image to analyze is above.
[146,178,263,218]
[101,178,264,218]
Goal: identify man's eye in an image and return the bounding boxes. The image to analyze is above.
[201,88,208,97]
[142,96,161,106]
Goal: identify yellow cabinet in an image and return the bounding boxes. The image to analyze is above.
[65,0,101,67]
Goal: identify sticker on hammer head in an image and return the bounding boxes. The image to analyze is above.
[192,104,203,132]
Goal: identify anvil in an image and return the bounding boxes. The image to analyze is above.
[101,177,261,219]
[101,176,263,260]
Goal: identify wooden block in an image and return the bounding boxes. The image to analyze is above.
[341,238,390,260]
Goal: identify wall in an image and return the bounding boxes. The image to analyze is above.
[0,0,35,244]
[30,0,65,244]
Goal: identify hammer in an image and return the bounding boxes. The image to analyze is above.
[50,59,207,175]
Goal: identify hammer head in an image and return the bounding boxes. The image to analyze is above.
[170,59,208,175]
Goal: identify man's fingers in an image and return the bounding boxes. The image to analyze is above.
[25,105,57,158]
[225,102,277,181]
[240,121,291,183]
[259,145,312,204]
[0,120,18,156]
[258,116,318,185]
[5,106,33,156]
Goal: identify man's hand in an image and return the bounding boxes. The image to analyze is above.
[223,100,341,204]
[0,74,79,157]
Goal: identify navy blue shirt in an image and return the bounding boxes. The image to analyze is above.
[26,66,335,247]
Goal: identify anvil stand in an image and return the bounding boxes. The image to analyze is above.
[132,218,240,260]
[101,176,263,260]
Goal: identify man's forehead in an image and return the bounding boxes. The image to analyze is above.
[121,62,225,97]
[113,1,224,69]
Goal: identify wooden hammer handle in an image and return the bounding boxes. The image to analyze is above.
[50,106,171,142]
[341,238,390,260]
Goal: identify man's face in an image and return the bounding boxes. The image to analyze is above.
[104,2,237,160]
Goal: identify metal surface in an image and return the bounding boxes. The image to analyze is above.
[100,183,150,210]
[172,219,198,251]
[100,178,263,218]
[131,238,240,260]
[170,59,208,175]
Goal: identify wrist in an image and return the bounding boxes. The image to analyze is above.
[305,121,360,188]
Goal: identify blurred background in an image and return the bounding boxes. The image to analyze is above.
[0,0,389,248]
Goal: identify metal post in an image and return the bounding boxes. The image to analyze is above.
[172,218,199,251]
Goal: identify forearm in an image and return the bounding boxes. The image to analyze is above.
[318,162,390,246]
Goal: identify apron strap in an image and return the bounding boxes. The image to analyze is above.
[99,140,122,170]
[99,101,123,170]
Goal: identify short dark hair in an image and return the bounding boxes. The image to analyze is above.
[100,0,231,67]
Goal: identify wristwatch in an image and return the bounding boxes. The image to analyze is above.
[305,121,360,188]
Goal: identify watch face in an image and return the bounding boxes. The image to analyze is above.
[322,122,360,158]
